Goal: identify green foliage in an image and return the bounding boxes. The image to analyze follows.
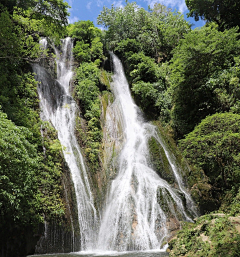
[0,110,40,226]
[98,2,190,61]
[0,1,69,254]
[186,0,240,30]
[228,189,240,215]
[75,62,101,112]
[168,214,240,256]
[2,0,69,41]
[0,71,39,129]
[220,187,240,216]
[73,40,91,62]
[0,110,65,254]
[68,20,103,62]
[0,112,66,224]
[131,62,172,122]
[74,61,103,173]
[151,5,191,61]
[97,2,144,48]
[97,2,189,123]
[206,57,240,114]
[128,52,160,83]
[69,20,106,174]
[68,20,101,43]
[75,102,102,174]
[179,113,240,209]
[37,122,65,219]
[170,24,240,137]
[115,38,142,57]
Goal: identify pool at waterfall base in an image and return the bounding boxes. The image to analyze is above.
[29,249,169,257]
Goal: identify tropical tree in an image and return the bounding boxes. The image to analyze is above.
[68,20,103,62]
[98,2,190,61]
[170,24,240,137]
[186,0,240,30]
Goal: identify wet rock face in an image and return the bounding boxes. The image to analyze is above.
[35,222,80,254]
[167,218,181,233]
[148,137,176,185]
[190,182,221,214]
[33,64,66,112]
[101,94,124,179]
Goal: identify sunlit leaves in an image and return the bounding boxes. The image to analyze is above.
[98,2,190,61]
[0,0,69,244]
[68,20,103,63]
[179,112,240,189]
[0,110,40,225]
[170,24,240,137]
[186,0,240,30]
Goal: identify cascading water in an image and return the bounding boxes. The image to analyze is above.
[33,39,197,254]
[33,38,97,251]
[96,54,197,251]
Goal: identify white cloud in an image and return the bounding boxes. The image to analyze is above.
[144,0,188,13]
[97,0,104,7]
[87,1,92,10]
[68,16,79,24]
[112,1,124,8]
[98,26,106,31]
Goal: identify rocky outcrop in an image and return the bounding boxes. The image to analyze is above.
[168,214,240,256]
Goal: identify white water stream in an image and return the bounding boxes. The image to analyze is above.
[96,54,196,251]
[33,38,97,251]
[33,41,197,253]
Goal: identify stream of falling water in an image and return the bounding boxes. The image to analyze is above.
[96,53,197,251]
[33,38,97,251]
[33,40,197,254]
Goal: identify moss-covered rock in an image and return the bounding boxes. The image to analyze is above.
[148,136,175,184]
[168,214,240,257]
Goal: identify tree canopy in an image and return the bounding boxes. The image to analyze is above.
[170,24,240,137]
[180,112,240,189]
[97,2,190,61]
[186,0,240,30]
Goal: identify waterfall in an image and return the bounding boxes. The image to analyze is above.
[33,38,97,251]
[96,53,197,251]
[33,39,197,253]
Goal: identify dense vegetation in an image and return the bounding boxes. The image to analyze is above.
[186,0,240,30]
[168,214,240,256]
[0,0,69,256]
[67,20,107,174]
[1,0,240,256]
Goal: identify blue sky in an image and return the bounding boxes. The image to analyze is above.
[65,0,205,29]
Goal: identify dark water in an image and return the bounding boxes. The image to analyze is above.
[29,250,169,257]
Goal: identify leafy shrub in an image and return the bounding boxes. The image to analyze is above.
[168,214,240,257]
[170,24,240,137]
[179,112,240,209]
[0,110,40,227]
